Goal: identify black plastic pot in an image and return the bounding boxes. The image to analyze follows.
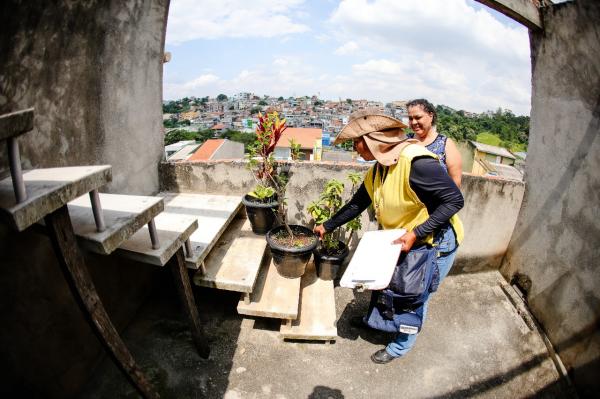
[266,225,318,278]
[242,194,279,234]
[314,241,349,280]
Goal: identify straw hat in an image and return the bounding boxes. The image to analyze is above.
[335,110,412,166]
[334,110,407,144]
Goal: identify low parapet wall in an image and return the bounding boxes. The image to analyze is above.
[160,160,525,273]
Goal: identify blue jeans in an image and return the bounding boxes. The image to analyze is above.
[385,226,458,357]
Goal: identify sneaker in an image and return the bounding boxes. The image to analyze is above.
[371,348,397,364]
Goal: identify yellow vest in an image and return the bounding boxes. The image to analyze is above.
[364,144,464,245]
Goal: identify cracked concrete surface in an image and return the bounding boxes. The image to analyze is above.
[79,270,573,399]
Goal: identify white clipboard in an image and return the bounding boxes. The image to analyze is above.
[340,228,406,291]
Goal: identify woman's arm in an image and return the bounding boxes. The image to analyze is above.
[444,137,463,188]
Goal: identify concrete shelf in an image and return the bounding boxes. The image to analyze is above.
[68,193,163,255]
[116,212,198,266]
[158,192,242,269]
[0,165,112,231]
[280,261,337,342]
[0,108,34,141]
[193,218,266,293]
[237,258,301,320]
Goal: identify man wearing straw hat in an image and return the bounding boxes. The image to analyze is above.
[314,110,464,364]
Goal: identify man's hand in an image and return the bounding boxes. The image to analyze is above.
[392,230,417,252]
[313,224,327,239]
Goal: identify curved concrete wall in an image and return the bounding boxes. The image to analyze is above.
[0,0,167,194]
[160,161,525,272]
[501,1,600,396]
[0,1,169,397]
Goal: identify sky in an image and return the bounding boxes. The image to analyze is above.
[163,0,532,116]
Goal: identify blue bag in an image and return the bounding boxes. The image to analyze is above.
[364,243,438,333]
[388,244,439,306]
[365,291,426,334]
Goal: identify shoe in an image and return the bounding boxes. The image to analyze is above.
[370,349,397,364]
[349,315,370,329]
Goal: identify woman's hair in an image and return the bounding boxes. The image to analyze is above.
[407,99,437,125]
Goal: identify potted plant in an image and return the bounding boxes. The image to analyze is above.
[307,173,363,280]
[243,111,286,234]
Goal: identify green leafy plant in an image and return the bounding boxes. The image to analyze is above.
[247,184,276,201]
[289,138,302,161]
[246,111,294,237]
[307,172,363,253]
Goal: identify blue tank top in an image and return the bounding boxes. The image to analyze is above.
[407,133,448,172]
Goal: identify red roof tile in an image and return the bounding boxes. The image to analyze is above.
[188,139,224,161]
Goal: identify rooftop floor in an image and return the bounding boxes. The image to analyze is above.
[79,270,573,399]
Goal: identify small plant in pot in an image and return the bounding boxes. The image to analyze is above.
[243,111,286,234]
[307,173,363,280]
[265,162,318,279]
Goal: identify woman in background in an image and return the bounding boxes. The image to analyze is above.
[406,99,463,187]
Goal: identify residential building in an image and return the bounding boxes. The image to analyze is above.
[188,139,244,161]
[469,141,522,181]
[274,127,322,160]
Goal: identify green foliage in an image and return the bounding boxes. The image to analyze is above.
[247,185,276,201]
[346,98,352,104]
[289,138,302,160]
[164,129,197,146]
[436,105,529,151]
[307,174,363,251]
[258,100,268,106]
[250,106,262,115]
[163,99,190,114]
[216,94,228,102]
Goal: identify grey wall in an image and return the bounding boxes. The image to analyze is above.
[0,0,167,195]
[0,1,169,397]
[160,160,525,271]
[501,1,600,396]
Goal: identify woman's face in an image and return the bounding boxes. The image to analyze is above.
[354,137,375,161]
[408,105,434,138]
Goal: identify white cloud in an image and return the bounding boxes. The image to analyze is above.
[334,41,359,55]
[166,0,310,44]
[326,0,531,114]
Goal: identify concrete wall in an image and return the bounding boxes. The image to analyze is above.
[0,0,167,195]
[160,161,525,272]
[0,1,169,397]
[501,1,600,396]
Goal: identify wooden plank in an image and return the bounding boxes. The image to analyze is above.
[0,166,112,231]
[237,256,301,320]
[475,0,542,30]
[159,193,242,269]
[280,261,338,341]
[116,212,198,266]
[68,193,164,255]
[168,247,210,359]
[44,205,159,399]
[0,107,34,140]
[193,218,267,293]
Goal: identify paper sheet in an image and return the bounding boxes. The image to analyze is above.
[340,229,405,290]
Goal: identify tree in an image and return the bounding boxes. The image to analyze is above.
[278,96,284,101]
[217,94,228,102]
[346,98,353,104]
[164,129,197,145]
[258,100,268,106]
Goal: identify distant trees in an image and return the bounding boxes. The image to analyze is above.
[258,100,268,106]
[217,94,228,102]
[435,105,529,151]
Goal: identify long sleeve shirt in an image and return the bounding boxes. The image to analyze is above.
[323,157,464,239]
